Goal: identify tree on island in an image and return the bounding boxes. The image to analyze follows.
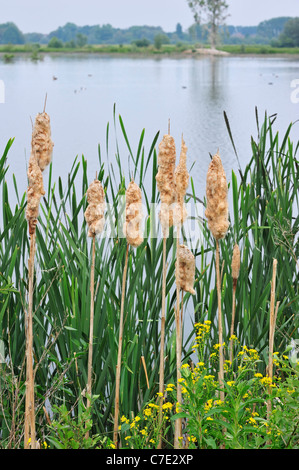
[186,0,229,49]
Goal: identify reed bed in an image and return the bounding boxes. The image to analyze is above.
[0,107,298,449]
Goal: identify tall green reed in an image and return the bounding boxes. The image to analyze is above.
[0,107,298,448]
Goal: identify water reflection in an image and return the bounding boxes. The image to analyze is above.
[0,54,298,202]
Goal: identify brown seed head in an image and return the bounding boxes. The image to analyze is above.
[176,244,195,295]
[26,153,45,235]
[205,153,229,240]
[84,179,105,237]
[232,243,240,280]
[123,180,143,247]
[156,134,176,232]
[31,112,54,171]
[174,136,189,226]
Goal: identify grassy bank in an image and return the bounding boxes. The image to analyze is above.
[219,44,299,55]
[1,43,299,59]
[0,107,298,449]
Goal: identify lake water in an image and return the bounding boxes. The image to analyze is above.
[0,53,299,202]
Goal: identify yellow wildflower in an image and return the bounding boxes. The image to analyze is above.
[162,402,173,410]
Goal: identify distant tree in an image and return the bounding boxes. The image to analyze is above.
[257,17,291,41]
[0,22,25,44]
[278,17,299,47]
[154,33,170,50]
[48,23,78,43]
[48,36,64,48]
[76,33,87,47]
[65,39,76,48]
[24,32,48,44]
[99,24,114,42]
[186,0,229,49]
[176,23,183,39]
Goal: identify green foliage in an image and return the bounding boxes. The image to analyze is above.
[0,22,25,44]
[154,34,170,50]
[76,33,87,48]
[47,396,113,449]
[257,17,291,41]
[47,36,64,48]
[1,17,299,49]
[278,17,299,47]
[169,322,299,449]
[132,38,151,48]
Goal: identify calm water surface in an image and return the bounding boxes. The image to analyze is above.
[0,54,299,200]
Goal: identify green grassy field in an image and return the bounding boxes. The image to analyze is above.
[1,42,299,57]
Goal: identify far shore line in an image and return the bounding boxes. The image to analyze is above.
[1,47,299,61]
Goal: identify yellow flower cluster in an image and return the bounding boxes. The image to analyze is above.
[237,345,259,361]
[192,320,211,350]
[165,383,175,392]
[204,398,213,412]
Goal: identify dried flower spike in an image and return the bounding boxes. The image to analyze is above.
[205,152,229,240]
[124,180,143,247]
[26,153,45,235]
[232,243,240,281]
[156,134,176,232]
[174,136,189,226]
[31,112,54,171]
[84,179,105,237]
[176,244,195,295]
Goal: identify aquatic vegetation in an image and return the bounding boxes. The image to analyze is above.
[0,107,298,449]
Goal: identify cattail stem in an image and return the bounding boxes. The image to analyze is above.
[113,243,129,447]
[158,236,167,449]
[267,259,278,420]
[86,234,96,434]
[229,243,240,362]
[216,239,224,402]
[174,225,182,449]
[24,231,37,449]
[229,280,237,363]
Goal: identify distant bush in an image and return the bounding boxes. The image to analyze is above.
[132,38,151,48]
[47,37,64,48]
[154,33,170,50]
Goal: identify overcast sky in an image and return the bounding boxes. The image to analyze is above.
[1,0,299,33]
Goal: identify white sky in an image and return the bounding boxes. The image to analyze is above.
[1,0,299,33]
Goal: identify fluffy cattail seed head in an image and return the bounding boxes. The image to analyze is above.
[84,179,105,237]
[232,243,240,285]
[174,136,189,226]
[31,112,54,171]
[176,244,195,295]
[26,153,45,235]
[123,180,143,248]
[156,134,176,233]
[205,153,229,240]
